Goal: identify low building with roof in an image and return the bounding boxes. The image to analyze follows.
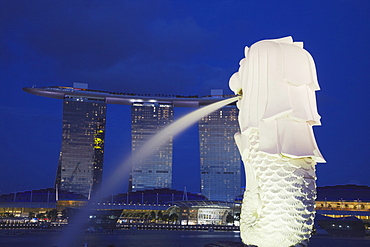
[169,200,236,225]
[0,188,87,219]
[102,188,207,205]
[1,185,369,229]
[315,184,370,224]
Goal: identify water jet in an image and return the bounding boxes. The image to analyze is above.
[53,96,239,247]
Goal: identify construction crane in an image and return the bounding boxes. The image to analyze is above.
[69,162,81,183]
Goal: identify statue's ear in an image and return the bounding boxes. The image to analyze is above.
[274,36,293,44]
[293,42,304,48]
[244,46,249,57]
[229,72,242,95]
[239,58,245,66]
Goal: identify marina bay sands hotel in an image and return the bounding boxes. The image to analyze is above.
[23,83,240,202]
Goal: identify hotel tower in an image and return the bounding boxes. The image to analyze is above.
[199,103,240,202]
[55,93,106,198]
[129,102,174,192]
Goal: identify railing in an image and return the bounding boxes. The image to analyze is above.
[117,223,239,231]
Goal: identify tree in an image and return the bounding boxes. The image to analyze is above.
[169,213,178,224]
[36,213,45,220]
[28,212,35,219]
[139,212,146,222]
[4,212,14,218]
[157,211,163,222]
[226,213,234,225]
[47,209,58,222]
[150,211,156,222]
[143,213,150,223]
[61,209,67,220]
[234,213,240,221]
[162,214,170,224]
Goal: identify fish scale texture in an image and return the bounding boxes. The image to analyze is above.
[240,130,316,247]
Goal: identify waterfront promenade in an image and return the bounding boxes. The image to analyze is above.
[1,228,370,247]
[0,221,239,232]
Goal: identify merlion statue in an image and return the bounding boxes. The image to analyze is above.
[229,36,325,247]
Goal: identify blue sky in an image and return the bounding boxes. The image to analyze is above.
[0,0,369,195]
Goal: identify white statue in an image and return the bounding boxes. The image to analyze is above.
[229,36,325,247]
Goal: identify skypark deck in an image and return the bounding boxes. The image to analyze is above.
[23,86,235,107]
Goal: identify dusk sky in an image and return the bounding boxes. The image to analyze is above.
[1,1,369,195]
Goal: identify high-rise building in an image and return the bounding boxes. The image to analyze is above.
[129,102,174,192]
[55,95,106,198]
[198,104,240,202]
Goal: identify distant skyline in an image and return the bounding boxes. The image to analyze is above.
[1,1,369,195]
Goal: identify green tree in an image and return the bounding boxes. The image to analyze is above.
[226,214,234,225]
[143,213,150,223]
[234,213,240,221]
[169,213,178,224]
[36,213,45,220]
[47,209,58,222]
[157,211,163,222]
[162,214,170,224]
[28,212,35,219]
[61,209,67,220]
[170,213,179,224]
[150,211,156,222]
[4,212,14,218]
[139,212,146,222]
